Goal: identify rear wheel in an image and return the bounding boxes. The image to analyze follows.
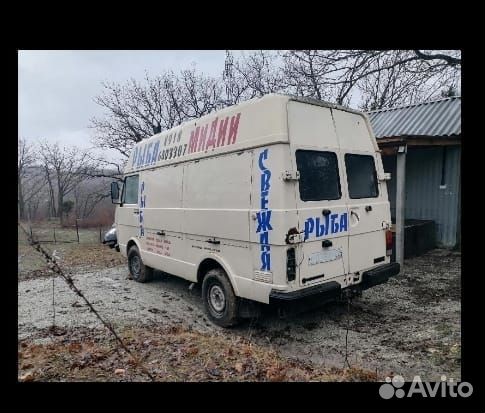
[202,268,239,327]
[128,245,153,283]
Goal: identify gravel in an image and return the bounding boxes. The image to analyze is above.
[18,249,461,381]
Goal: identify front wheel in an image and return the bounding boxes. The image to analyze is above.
[127,245,153,283]
[202,268,239,327]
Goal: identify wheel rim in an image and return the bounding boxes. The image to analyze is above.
[209,284,226,313]
[130,255,141,277]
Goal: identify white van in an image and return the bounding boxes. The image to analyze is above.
[110,94,400,327]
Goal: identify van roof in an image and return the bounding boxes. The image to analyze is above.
[144,93,365,143]
[125,93,369,173]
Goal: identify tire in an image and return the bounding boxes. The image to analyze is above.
[202,268,239,327]
[127,245,153,283]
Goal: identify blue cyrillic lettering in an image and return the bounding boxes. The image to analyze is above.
[256,211,273,233]
[339,213,348,232]
[261,169,271,192]
[304,218,315,241]
[330,214,339,233]
[261,251,271,271]
[316,217,326,237]
[258,149,268,171]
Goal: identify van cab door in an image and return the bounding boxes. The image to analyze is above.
[117,174,143,252]
[331,110,390,273]
[287,101,349,287]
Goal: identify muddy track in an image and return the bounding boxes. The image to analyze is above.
[18,249,461,381]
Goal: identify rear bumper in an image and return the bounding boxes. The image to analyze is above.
[360,262,400,290]
[269,262,400,302]
[270,281,341,302]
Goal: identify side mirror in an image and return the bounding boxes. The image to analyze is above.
[111,181,120,204]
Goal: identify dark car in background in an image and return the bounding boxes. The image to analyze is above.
[102,224,119,251]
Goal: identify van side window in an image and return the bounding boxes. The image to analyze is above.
[345,154,378,199]
[295,150,341,201]
[122,175,139,204]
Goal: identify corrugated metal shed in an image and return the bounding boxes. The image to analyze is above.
[383,147,461,247]
[367,96,461,139]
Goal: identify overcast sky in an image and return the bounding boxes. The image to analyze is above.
[18,50,230,157]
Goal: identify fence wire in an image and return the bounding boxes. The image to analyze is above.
[19,222,110,245]
[18,222,155,381]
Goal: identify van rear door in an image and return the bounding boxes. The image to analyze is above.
[331,110,390,273]
[287,101,349,287]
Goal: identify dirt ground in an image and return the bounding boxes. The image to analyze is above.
[18,247,461,382]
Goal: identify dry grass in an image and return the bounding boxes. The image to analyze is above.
[18,220,381,383]
[18,224,125,280]
[18,325,379,382]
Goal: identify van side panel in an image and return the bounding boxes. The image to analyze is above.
[139,164,193,277]
[142,164,184,233]
[183,151,252,241]
[249,144,299,295]
[249,144,299,246]
[181,151,253,289]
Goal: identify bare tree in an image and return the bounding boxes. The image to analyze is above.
[24,176,48,221]
[222,50,251,105]
[282,50,338,100]
[224,50,284,104]
[282,50,460,108]
[18,138,33,219]
[90,68,223,160]
[18,138,46,220]
[178,66,223,118]
[81,152,127,183]
[39,141,93,225]
[357,51,461,110]
[44,161,57,218]
[73,178,109,220]
[90,50,460,164]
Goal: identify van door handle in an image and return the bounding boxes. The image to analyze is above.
[133,209,140,215]
[206,238,220,245]
[156,231,165,236]
[365,205,372,212]
[322,239,332,248]
[322,209,331,216]
[350,210,360,226]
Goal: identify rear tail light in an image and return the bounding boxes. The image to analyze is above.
[287,248,296,281]
[386,230,393,256]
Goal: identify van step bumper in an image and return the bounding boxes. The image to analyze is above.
[269,281,341,302]
[360,262,400,290]
[267,263,400,316]
[268,262,400,303]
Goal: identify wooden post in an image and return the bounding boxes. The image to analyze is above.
[99,227,102,243]
[76,219,80,243]
[396,145,407,266]
[53,228,56,244]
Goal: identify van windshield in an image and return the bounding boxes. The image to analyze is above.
[295,150,341,201]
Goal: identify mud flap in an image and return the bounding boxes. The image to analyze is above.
[360,262,400,290]
[238,298,262,319]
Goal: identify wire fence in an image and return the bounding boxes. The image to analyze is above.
[18,221,155,381]
[18,220,112,245]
